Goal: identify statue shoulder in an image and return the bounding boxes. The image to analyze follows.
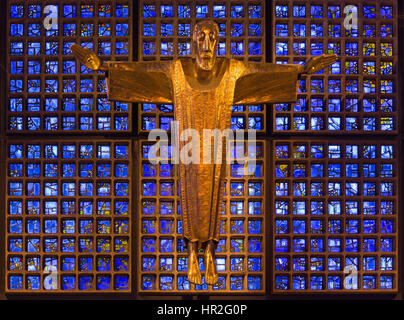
[108,60,172,73]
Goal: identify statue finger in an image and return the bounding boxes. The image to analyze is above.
[324,58,335,65]
[70,44,82,55]
[321,54,336,61]
[327,55,339,63]
[327,55,338,62]
[74,51,87,62]
[328,58,338,66]
[323,55,336,63]
[320,61,332,69]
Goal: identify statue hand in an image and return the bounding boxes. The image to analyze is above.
[70,44,107,71]
[302,54,338,75]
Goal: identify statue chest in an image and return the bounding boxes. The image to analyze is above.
[171,60,237,108]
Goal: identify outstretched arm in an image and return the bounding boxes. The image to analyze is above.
[233,54,338,105]
[301,54,339,75]
[70,44,173,104]
[234,62,302,105]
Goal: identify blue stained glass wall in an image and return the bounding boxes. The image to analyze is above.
[7,1,132,133]
[5,0,133,294]
[140,1,263,60]
[271,0,400,294]
[6,140,132,292]
[273,1,398,134]
[3,0,401,297]
[273,141,398,292]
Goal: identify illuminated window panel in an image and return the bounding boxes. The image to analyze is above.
[273,1,398,134]
[7,1,132,133]
[6,141,131,292]
[273,141,398,293]
[139,0,266,134]
[139,140,265,293]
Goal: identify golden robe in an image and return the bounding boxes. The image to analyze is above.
[106,58,301,243]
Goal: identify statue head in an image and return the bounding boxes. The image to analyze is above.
[193,21,219,71]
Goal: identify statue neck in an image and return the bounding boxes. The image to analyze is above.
[180,58,228,91]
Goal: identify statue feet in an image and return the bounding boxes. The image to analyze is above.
[187,242,202,285]
[205,242,218,285]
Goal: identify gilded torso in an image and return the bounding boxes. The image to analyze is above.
[170,58,245,243]
[171,58,245,134]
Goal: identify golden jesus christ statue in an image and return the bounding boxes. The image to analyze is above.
[71,21,337,286]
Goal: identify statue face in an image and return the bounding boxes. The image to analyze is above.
[194,23,219,71]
